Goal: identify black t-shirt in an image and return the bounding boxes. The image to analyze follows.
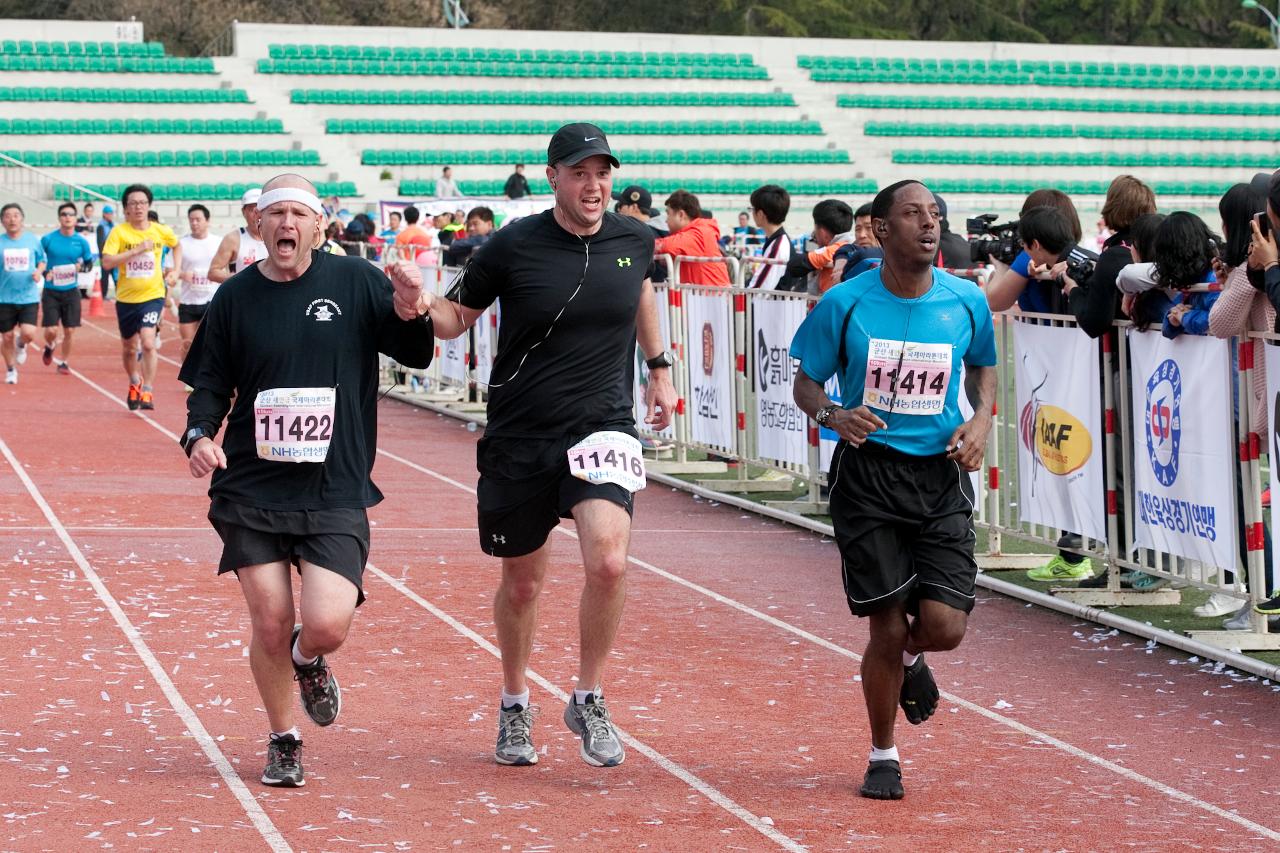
[455,209,654,440]
[179,251,434,511]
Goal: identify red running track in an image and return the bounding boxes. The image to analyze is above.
[2,311,1280,851]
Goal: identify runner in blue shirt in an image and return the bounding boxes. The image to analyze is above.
[40,202,96,375]
[0,203,47,385]
[790,180,997,802]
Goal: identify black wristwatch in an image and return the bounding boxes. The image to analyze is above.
[814,404,840,426]
[180,426,209,457]
[645,351,674,370]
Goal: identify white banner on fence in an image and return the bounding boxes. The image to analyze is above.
[441,335,467,385]
[473,309,494,386]
[634,287,674,439]
[684,292,734,450]
[1129,331,1237,567]
[1264,343,1280,591]
[752,298,808,466]
[1012,323,1106,541]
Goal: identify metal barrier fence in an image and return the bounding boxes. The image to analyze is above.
[380,252,1277,650]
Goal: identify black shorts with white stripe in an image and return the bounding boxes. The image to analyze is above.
[827,439,978,617]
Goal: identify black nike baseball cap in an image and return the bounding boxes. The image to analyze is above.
[612,185,658,217]
[547,122,620,168]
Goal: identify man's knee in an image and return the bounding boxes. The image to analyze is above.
[300,614,350,656]
[916,606,968,651]
[499,554,546,608]
[584,549,628,588]
[867,608,911,650]
[249,607,296,652]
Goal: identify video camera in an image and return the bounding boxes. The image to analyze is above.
[1060,245,1098,288]
[967,214,1023,266]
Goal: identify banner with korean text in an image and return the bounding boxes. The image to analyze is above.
[1128,330,1237,567]
[1013,322,1107,541]
[1262,342,1280,590]
[751,297,807,466]
[684,291,735,450]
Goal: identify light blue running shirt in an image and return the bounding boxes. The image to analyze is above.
[790,267,997,456]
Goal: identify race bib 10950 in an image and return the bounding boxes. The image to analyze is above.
[253,387,336,463]
[567,431,647,492]
[863,338,952,416]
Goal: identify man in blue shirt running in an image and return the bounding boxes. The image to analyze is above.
[790,180,998,801]
[0,203,47,385]
[41,202,96,375]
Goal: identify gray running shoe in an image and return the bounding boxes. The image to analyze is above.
[261,733,304,787]
[563,693,625,767]
[495,703,538,766]
[291,626,341,727]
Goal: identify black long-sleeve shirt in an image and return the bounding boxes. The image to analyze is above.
[1068,228,1132,339]
[179,251,433,510]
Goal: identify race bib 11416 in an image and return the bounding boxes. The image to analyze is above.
[567,431,646,492]
[863,338,952,416]
[253,387,336,463]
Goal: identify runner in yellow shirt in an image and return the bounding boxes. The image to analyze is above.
[101,184,180,411]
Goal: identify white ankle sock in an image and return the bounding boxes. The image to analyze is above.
[291,635,318,667]
[902,651,920,667]
[501,688,529,710]
[573,687,596,705]
[869,745,900,763]
[271,726,301,741]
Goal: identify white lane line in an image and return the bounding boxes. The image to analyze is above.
[375,445,1280,842]
[366,562,808,853]
[0,435,292,853]
[0,525,480,533]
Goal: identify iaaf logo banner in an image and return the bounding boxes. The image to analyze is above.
[1012,322,1107,542]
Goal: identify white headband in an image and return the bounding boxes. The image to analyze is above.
[256,188,324,214]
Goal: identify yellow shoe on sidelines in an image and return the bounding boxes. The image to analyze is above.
[1027,555,1094,582]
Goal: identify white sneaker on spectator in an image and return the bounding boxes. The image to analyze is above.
[1194,592,1242,618]
[1223,606,1256,631]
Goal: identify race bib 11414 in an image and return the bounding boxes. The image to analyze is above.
[863,338,952,416]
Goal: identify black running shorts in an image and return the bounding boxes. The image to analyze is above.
[209,498,371,606]
[828,440,978,617]
[476,432,635,558]
[0,302,38,333]
[115,298,164,339]
[41,288,81,328]
[178,303,209,325]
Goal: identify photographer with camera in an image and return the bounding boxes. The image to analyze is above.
[982,189,1084,315]
[1018,206,1099,295]
[1069,175,1157,338]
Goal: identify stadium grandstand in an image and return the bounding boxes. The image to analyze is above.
[0,18,1277,224]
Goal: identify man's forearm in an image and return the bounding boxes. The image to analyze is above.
[635,279,665,358]
[793,372,835,418]
[966,365,996,417]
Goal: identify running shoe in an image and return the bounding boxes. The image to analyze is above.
[4,367,16,385]
[1225,606,1256,631]
[292,626,341,727]
[1026,555,1094,582]
[1122,570,1167,591]
[1254,593,1280,616]
[563,692,625,767]
[495,703,538,766]
[139,390,154,411]
[899,655,940,725]
[127,383,141,410]
[13,340,25,364]
[1193,592,1242,618]
[41,344,52,366]
[859,759,904,800]
[56,362,70,376]
[261,733,304,787]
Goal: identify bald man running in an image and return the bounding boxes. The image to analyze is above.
[179,174,435,788]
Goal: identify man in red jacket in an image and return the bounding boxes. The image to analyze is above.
[654,190,730,286]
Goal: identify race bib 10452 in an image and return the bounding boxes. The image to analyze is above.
[567,431,646,492]
[863,338,952,416]
[126,252,156,279]
[253,387,336,463]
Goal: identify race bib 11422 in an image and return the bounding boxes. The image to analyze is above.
[253,387,336,463]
